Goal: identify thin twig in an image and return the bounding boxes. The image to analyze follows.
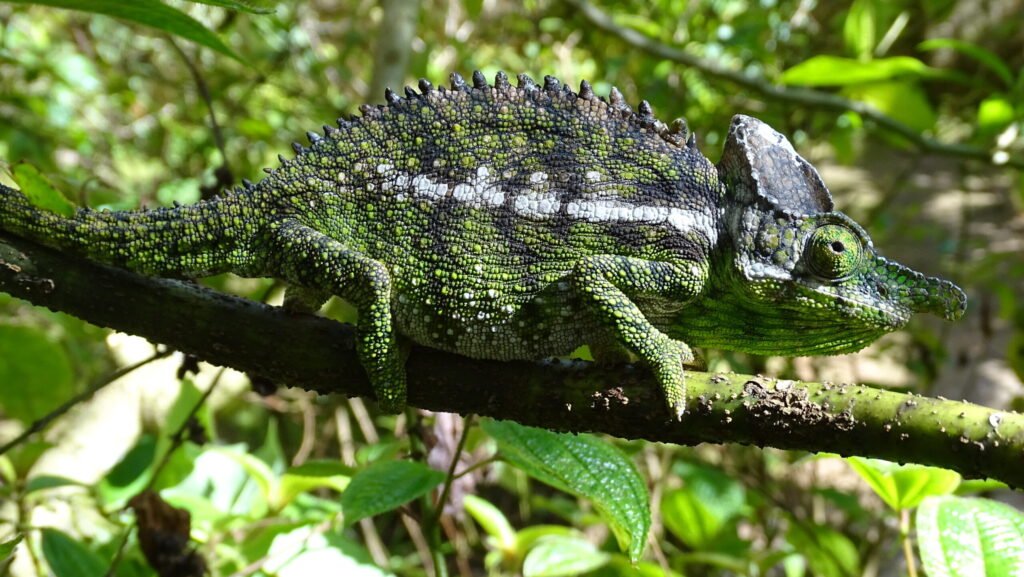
[0,349,174,457]
[104,368,226,577]
[565,0,1024,170]
[168,37,229,165]
[430,415,475,521]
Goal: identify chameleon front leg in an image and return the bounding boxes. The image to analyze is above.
[572,255,705,419]
[269,220,406,413]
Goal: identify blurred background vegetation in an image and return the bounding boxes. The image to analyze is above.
[0,0,1022,576]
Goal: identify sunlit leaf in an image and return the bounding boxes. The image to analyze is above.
[264,525,394,577]
[463,494,517,552]
[340,460,444,525]
[847,457,960,511]
[184,0,277,14]
[41,529,105,577]
[10,163,75,216]
[843,81,936,131]
[276,460,352,509]
[843,0,876,61]
[483,420,650,563]
[917,496,1024,577]
[781,55,932,86]
[2,0,240,60]
[977,96,1016,136]
[522,535,610,577]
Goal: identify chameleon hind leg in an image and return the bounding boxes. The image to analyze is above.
[572,255,705,420]
[269,220,406,413]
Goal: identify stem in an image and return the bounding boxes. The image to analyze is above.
[900,508,918,577]
[0,349,173,457]
[901,510,925,577]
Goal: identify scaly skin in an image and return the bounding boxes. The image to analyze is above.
[0,71,967,418]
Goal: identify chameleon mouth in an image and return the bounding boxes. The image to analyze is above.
[875,257,967,322]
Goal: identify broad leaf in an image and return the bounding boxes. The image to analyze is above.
[25,475,82,494]
[483,420,650,563]
[340,460,444,525]
[977,97,1016,136]
[522,535,610,577]
[0,325,74,423]
[781,55,931,86]
[843,0,876,61]
[40,529,105,577]
[661,488,722,549]
[847,457,960,511]
[277,460,352,509]
[787,523,859,577]
[10,164,75,217]
[3,0,240,60]
[0,535,22,560]
[264,525,394,577]
[463,494,517,551]
[917,496,1024,577]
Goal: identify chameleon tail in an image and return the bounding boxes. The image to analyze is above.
[0,183,261,278]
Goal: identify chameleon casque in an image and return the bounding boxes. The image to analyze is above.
[0,71,966,418]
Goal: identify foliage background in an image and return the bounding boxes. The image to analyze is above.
[0,0,1022,576]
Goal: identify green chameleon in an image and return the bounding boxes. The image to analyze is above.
[0,72,966,418]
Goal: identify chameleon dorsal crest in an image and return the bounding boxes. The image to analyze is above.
[719,115,834,216]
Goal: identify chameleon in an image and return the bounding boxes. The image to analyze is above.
[0,71,966,418]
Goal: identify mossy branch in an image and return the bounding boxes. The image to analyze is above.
[565,0,1024,171]
[1,232,1021,487]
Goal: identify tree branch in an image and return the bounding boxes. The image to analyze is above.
[1,232,1021,488]
[565,0,1024,170]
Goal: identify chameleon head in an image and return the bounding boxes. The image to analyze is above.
[706,115,966,356]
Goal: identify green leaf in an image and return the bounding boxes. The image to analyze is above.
[847,457,960,511]
[672,461,747,523]
[977,96,1016,136]
[661,489,722,549]
[217,447,279,506]
[10,164,75,217]
[917,496,1024,577]
[40,528,105,577]
[463,494,517,552]
[919,38,1015,87]
[264,525,394,577]
[786,523,859,577]
[25,475,82,494]
[340,460,444,525]
[483,420,650,563]
[276,460,352,509]
[522,535,610,577]
[2,0,240,61]
[843,81,936,132]
[0,535,23,560]
[97,435,158,506]
[0,325,74,423]
[781,55,931,86]
[5,441,53,478]
[843,0,876,61]
[184,0,277,14]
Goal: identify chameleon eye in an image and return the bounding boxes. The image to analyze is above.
[807,224,863,280]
